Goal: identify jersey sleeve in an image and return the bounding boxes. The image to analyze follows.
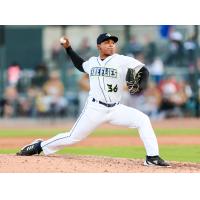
[121,55,145,82]
[82,60,90,74]
[82,57,96,74]
[124,56,145,70]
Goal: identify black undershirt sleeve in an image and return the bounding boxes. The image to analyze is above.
[65,46,85,73]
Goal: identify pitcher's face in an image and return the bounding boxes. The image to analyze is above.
[97,39,116,57]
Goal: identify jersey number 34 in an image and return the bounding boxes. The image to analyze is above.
[107,84,118,92]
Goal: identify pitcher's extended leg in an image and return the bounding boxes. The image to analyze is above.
[109,104,159,156]
[41,105,106,155]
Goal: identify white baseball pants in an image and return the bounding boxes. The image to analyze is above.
[41,97,159,156]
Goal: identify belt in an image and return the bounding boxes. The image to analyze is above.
[92,98,119,107]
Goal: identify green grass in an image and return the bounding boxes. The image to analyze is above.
[93,129,200,136]
[58,145,200,162]
[1,127,200,163]
[2,145,200,163]
[61,146,200,162]
[0,149,18,154]
[0,128,200,137]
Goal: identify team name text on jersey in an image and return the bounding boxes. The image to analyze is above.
[90,67,117,78]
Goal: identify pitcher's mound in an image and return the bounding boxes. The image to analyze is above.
[0,154,200,173]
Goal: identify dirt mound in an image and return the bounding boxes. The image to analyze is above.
[0,154,200,173]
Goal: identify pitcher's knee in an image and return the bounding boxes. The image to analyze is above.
[65,132,83,145]
[139,113,151,125]
[66,136,81,145]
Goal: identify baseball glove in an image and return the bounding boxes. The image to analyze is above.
[126,66,149,95]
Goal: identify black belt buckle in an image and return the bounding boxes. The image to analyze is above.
[92,98,117,107]
[99,101,116,107]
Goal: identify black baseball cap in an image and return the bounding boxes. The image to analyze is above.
[97,33,118,44]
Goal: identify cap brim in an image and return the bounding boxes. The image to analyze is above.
[101,36,118,44]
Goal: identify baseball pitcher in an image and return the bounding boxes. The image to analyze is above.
[17,33,170,167]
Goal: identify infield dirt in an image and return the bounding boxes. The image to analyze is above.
[0,154,200,173]
[0,118,200,172]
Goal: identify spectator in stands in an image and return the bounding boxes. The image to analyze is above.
[184,34,198,67]
[149,57,164,84]
[179,79,194,116]
[134,51,145,63]
[158,76,188,118]
[42,71,68,117]
[143,81,162,119]
[77,37,98,59]
[122,35,143,57]
[126,81,162,120]
[165,31,184,66]
[31,64,49,88]
[144,34,157,65]
[78,73,90,114]
[0,86,19,118]
[18,87,38,117]
[7,62,21,87]
[51,40,63,63]
[35,90,49,117]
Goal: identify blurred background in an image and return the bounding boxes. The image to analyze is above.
[0,25,200,120]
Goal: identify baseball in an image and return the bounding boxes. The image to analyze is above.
[60,37,66,44]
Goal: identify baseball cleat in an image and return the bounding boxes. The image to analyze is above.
[144,155,171,167]
[16,139,43,156]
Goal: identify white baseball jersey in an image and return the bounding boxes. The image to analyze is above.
[82,53,145,103]
[41,53,159,157]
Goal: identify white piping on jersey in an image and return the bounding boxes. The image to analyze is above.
[96,58,108,103]
[102,77,111,102]
[104,56,115,102]
[98,76,108,103]
[96,55,115,103]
